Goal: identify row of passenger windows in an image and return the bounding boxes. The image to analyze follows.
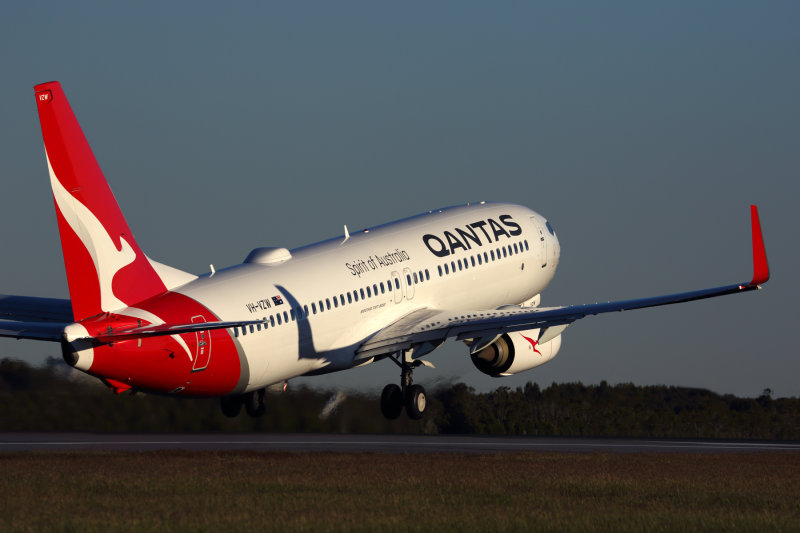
[438,239,529,277]
[234,239,529,338]
[234,269,432,337]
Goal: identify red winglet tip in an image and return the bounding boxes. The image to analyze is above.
[749,205,769,286]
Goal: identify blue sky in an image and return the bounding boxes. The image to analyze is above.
[1,2,797,397]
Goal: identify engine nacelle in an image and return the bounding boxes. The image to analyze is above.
[470,329,561,377]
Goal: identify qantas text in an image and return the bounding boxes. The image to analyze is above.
[422,214,522,257]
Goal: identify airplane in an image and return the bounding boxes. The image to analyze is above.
[0,81,769,420]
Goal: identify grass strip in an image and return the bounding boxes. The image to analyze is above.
[1,451,798,532]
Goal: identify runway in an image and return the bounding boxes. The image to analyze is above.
[1,433,799,453]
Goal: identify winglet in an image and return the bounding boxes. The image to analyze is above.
[750,205,769,286]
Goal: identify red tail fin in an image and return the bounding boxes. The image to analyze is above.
[34,81,169,320]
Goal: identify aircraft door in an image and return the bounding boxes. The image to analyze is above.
[402,267,415,300]
[191,315,212,372]
[391,271,403,304]
[530,216,547,268]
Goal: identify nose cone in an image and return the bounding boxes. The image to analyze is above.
[551,230,561,267]
[541,219,560,269]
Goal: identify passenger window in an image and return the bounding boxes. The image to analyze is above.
[513,243,519,254]
[276,314,282,325]
[413,272,418,284]
[524,240,529,251]
[270,316,275,326]
[380,282,386,293]
[490,250,495,261]
[354,291,359,302]
[319,300,325,312]
[438,265,443,277]
[290,309,295,320]
[425,269,430,281]
[326,298,331,310]
[444,264,449,275]
[372,284,378,295]
[360,288,366,300]
[257,323,261,332]
[367,286,372,297]
[471,256,476,267]
[394,278,400,289]
[312,302,317,314]
[347,292,353,304]
[283,311,289,322]
[451,261,456,272]
[334,297,338,308]
[340,294,345,306]
[249,325,254,334]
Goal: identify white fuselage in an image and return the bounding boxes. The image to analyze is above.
[175,202,560,391]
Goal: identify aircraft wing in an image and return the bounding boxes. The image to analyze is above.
[357,205,769,359]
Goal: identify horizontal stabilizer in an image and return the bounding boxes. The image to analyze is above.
[0,320,68,341]
[87,318,268,344]
[0,294,73,322]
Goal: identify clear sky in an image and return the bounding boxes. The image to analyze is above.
[1,2,797,398]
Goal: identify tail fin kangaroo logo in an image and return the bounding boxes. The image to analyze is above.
[36,81,168,320]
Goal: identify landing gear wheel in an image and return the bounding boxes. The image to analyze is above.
[245,389,266,417]
[405,384,427,420]
[381,384,404,420]
[220,395,242,418]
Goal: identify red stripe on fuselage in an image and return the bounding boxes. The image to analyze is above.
[80,292,242,396]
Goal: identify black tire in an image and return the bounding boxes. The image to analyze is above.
[244,389,266,417]
[220,395,242,418]
[380,384,404,420]
[405,384,426,420]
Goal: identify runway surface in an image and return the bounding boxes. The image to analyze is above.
[1,433,799,453]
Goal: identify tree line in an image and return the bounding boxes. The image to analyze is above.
[1,358,797,438]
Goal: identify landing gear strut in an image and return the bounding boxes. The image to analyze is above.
[381,350,428,420]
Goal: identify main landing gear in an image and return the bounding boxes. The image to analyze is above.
[380,350,431,420]
[220,388,266,418]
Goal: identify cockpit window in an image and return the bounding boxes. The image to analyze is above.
[545,221,556,236]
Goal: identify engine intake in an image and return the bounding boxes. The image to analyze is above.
[470,330,561,377]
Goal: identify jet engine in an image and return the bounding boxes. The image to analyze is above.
[469,329,561,377]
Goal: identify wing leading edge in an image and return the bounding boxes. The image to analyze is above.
[357,205,769,359]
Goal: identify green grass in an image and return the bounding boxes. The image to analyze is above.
[1,451,799,532]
